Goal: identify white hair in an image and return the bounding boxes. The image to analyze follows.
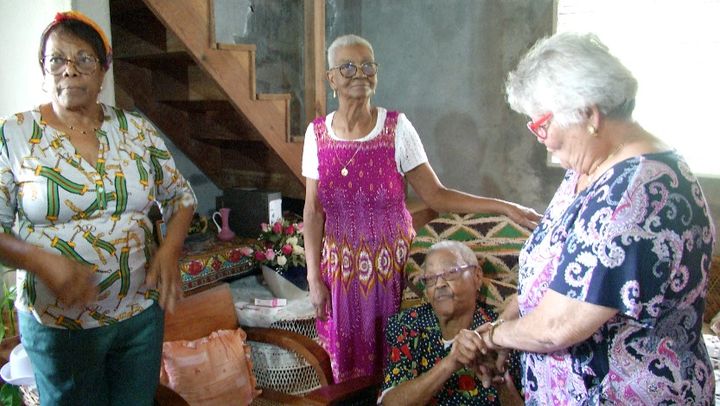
[505,32,638,127]
[424,240,479,269]
[327,34,374,68]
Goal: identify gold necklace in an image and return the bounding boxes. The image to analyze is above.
[338,143,363,177]
[588,143,624,183]
[333,109,376,176]
[67,124,99,135]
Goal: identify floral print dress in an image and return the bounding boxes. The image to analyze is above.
[518,151,715,405]
[381,301,521,405]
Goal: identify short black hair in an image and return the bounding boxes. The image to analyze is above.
[38,19,109,72]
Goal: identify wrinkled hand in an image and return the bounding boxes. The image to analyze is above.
[451,328,489,366]
[145,244,182,313]
[466,324,511,388]
[503,201,542,230]
[39,254,97,307]
[309,278,331,321]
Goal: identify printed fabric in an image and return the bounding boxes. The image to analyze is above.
[381,301,521,405]
[0,104,196,329]
[517,151,716,405]
[314,110,414,382]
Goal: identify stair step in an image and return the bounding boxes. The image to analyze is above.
[160,99,235,112]
[215,43,256,52]
[114,51,194,69]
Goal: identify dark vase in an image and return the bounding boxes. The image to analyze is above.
[275,265,308,291]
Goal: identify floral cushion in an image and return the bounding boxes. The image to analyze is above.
[403,213,531,310]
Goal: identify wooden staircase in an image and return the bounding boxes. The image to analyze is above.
[110,0,324,199]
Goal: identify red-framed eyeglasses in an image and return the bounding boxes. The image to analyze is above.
[527,112,553,140]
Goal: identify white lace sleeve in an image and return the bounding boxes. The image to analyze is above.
[395,113,428,175]
[301,122,320,180]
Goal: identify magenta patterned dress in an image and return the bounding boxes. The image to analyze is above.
[313,111,415,383]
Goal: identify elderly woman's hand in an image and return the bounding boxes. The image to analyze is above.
[449,328,499,387]
[502,201,542,230]
[309,277,331,321]
[145,243,182,313]
[36,254,97,307]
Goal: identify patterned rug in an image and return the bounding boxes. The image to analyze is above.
[403,212,531,310]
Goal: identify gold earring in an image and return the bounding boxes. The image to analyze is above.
[588,125,597,136]
[333,89,337,99]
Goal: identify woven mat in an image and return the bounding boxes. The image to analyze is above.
[402,212,531,310]
[704,256,720,324]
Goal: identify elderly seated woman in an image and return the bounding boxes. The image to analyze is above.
[378,240,521,405]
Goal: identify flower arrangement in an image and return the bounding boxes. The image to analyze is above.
[253,216,305,274]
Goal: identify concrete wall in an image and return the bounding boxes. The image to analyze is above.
[326,0,719,251]
[328,0,560,210]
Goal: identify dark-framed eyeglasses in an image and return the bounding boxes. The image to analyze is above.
[527,112,553,140]
[41,54,100,75]
[329,62,379,78]
[420,264,475,288]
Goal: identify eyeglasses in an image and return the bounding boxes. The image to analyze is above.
[527,112,553,140]
[420,264,475,288]
[41,54,100,75]
[329,62,379,78]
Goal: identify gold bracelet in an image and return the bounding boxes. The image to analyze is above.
[488,318,504,348]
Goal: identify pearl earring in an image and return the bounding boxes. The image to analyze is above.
[587,125,597,136]
[332,89,337,99]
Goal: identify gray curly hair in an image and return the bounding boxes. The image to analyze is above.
[424,240,479,270]
[327,34,374,68]
[506,32,637,127]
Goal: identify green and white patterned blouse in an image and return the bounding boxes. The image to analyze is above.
[0,104,196,329]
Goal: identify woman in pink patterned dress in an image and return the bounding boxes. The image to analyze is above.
[301,34,541,383]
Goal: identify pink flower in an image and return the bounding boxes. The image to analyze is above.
[240,246,254,256]
[284,225,295,235]
[264,249,276,261]
[229,248,243,262]
[296,222,304,233]
[281,244,293,256]
[254,251,267,262]
[260,223,269,232]
[272,222,283,234]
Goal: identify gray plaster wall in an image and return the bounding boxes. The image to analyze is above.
[211,0,718,249]
[326,0,719,252]
[327,0,560,211]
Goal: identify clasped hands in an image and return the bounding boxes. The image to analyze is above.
[449,323,509,389]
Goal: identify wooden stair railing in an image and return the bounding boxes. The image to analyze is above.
[141,0,302,178]
[110,0,326,198]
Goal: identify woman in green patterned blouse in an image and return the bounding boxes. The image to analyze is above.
[0,11,195,405]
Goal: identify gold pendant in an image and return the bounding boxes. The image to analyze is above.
[341,167,349,177]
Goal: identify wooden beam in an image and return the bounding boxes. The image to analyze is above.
[304,0,326,127]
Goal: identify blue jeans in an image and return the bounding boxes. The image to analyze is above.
[19,303,164,406]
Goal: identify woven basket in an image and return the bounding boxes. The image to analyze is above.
[703,255,720,324]
[19,386,39,406]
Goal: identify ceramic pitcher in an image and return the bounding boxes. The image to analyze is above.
[212,208,236,241]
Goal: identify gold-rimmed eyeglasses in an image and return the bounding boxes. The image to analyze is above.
[41,54,100,75]
[420,264,475,288]
[329,62,379,78]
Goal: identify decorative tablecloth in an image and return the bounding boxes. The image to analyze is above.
[179,237,255,291]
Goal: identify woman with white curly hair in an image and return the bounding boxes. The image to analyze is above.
[471,32,716,404]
